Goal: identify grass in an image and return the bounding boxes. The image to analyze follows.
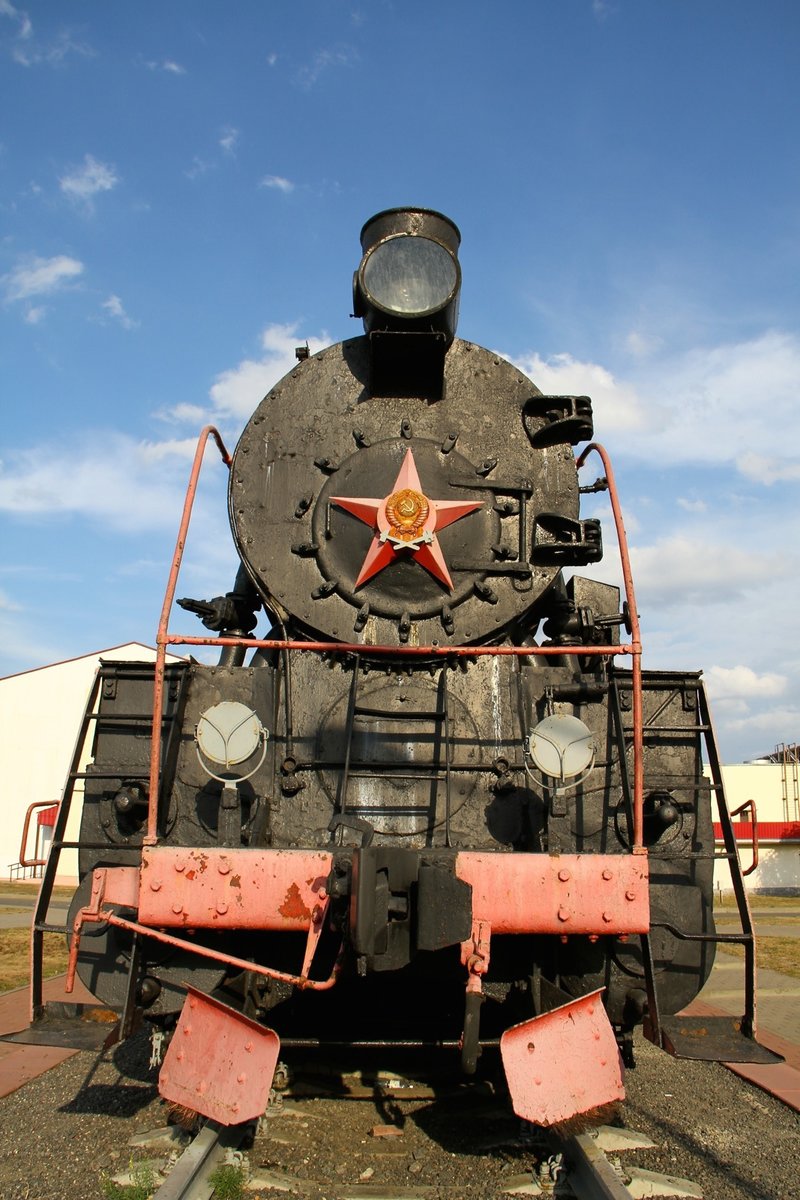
[100,1160,157,1200]
[716,893,799,909]
[209,1163,247,1200]
[1,881,75,897]
[0,929,70,993]
[718,935,800,979]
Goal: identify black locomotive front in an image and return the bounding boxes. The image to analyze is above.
[66,208,730,1127]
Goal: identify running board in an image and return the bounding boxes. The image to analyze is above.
[0,1001,120,1051]
[658,1015,783,1064]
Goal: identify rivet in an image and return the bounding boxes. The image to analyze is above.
[174,859,185,873]
[172,903,183,915]
[217,902,228,915]
[237,1072,246,1083]
[189,997,197,1009]
[150,880,162,892]
[557,906,570,922]
[588,934,599,943]
[232,1102,240,1114]
[626,890,636,901]
[183,1025,192,1036]
[245,1041,253,1053]
[176,1051,184,1062]
[602,869,613,881]
[558,869,570,882]
[218,859,231,875]
[602,911,613,923]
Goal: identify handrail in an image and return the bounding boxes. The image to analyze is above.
[146,430,645,850]
[18,801,57,868]
[730,798,759,876]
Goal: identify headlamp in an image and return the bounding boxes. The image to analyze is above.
[354,208,462,347]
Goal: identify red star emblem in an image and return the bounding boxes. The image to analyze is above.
[331,448,483,591]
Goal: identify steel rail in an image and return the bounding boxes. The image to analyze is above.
[152,1119,248,1200]
[562,1132,638,1200]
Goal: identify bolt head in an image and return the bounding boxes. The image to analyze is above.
[558,869,570,882]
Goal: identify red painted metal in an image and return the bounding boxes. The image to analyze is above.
[36,805,58,828]
[455,851,650,933]
[500,988,625,1126]
[147,425,232,845]
[19,801,60,868]
[576,442,644,850]
[138,846,333,929]
[729,799,759,875]
[158,986,280,1125]
[67,904,344,994]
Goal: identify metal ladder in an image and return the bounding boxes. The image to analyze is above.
[610,671,782,1064]
[332,656,456,846]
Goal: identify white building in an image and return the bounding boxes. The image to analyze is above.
[0,644,182,886]
[712,758,800,895]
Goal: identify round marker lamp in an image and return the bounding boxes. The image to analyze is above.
[526,714,595,786]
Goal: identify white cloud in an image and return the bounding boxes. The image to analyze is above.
[296,44,357,88]
[11,24,92,67]
[736,453,800,486]
[23,304,45,324]
[0,0,32,40]
[59,154,118,205]
[624,329,662,359]
[704,665,787,702]
[207,323,329,422]
[219,126,239,154]
[506,349,644,431]
[2,254,84,302]
[102,294,137,330]
[676,497,707,513]
[628,534,785,608]
[0,434,224,532]
[260,174,294,194]
[509,330,800,481]
[266,52,278,66]
[144,58,186,75]
[186,156,214,181]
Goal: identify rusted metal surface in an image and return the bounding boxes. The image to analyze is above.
[500,988,624,1126]
[158,986,279,1125]
[730,798,759,875]
[67,905,344,993]
[18,801,60,868]
[455,851,650,933]
[137,847,332,930]
[147,425,232,845]
[576,442,644,850]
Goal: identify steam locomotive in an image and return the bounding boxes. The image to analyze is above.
[22,208,777,1127]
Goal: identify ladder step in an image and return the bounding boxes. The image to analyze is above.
[0,1002,120,1051]
[659,1016,783,1064]
[353,706,444,721]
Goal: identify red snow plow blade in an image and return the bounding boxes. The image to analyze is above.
[500,988,624,1126]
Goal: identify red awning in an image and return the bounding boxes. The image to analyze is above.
[713,821,800,842]
[37,804,58,827]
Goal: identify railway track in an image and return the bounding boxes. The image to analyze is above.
[127,1068,705,1200]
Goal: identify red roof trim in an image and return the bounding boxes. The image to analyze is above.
[713,821,800,842]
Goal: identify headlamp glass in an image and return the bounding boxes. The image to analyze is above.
[361,235,458,317]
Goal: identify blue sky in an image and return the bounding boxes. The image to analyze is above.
[1,0,798,762]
